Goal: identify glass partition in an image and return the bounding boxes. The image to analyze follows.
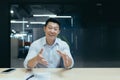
[10,4,76,68]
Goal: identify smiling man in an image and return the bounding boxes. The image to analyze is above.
[24,18,74,69]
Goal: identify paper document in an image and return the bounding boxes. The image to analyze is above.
[25,72,51,80]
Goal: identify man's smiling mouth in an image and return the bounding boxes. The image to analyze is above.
[48,34,55,36]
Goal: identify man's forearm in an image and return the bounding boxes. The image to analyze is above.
[27,56,38,68]
[63,56,72,69]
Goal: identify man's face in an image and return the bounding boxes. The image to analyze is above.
[44,22,60,40]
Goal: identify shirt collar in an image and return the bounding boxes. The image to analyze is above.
[43,37,59,46]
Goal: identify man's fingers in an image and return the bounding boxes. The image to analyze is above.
[40,59,48,65]
[39,48,43,54]
[38,49,44,60]
[57,50,62,56]
[42,60,48,65]
[37,48,48,66]
[57,50,67,57]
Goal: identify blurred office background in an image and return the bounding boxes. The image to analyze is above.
[10,2,120,68]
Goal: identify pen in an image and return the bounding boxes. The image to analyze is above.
[26,74,34,80]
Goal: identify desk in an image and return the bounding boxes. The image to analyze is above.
[0,68,120,80]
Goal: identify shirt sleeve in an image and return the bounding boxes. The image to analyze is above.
[62,42,74,68]
[23,43,38,68]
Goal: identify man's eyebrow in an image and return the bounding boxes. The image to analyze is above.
[47,25,52,27]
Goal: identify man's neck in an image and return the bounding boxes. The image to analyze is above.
[46,39,55,45]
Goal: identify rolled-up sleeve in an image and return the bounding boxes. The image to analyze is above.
[62,42,74,68]
[23,43,38,68]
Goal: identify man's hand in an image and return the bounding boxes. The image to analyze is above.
[27,49,48,68]
[36,49,48,66]
[57,50,68,61]
[57,50,72,68]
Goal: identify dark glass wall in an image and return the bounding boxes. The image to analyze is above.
[1,0,120,67]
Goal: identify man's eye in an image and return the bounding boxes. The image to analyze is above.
[54,29,58,31]
[48,27,52,29]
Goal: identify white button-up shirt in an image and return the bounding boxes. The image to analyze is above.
[24,37,74,68]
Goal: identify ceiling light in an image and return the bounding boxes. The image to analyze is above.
[11,29,16,33]
[10,10,14,14]
[33,14,72,18]
[26,25,29,27]
[50,16,72,18]
[33,14,57,17]
[30,22,45,24]
[11,20,28,23]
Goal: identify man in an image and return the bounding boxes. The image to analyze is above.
[24,18,74,69]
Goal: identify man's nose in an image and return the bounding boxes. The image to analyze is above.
[50,29,55,33]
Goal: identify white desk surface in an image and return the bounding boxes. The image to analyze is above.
[0,68,120,80]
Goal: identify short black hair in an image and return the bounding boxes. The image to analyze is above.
[45,18,60,27]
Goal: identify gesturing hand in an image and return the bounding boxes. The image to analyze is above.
[57,50,72,68]
[57,50,68,60]
[37,49,48,66]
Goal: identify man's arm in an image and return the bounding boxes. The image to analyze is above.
[63,54,73,68]
[57,50,73,69]
[27,56,38,68]
[27,49,48,68]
